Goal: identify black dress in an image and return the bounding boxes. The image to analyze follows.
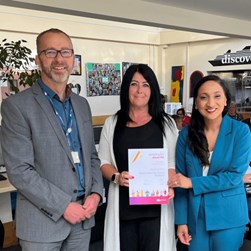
[113,119,163,251]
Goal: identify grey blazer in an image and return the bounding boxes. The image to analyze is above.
[1,82,103,242]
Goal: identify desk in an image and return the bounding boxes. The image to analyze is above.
[92,115,110,126]
[0,173,16,223]
[240,112,251,120]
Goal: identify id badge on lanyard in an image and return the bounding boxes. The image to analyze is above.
[71,151,80,164]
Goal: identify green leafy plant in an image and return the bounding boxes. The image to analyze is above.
[0,38,40,94]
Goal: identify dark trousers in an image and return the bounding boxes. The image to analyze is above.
[0,220,4,249]
[177,239,189,251]
[120,217,160,251]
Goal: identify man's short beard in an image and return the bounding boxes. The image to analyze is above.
[51,71,69,83]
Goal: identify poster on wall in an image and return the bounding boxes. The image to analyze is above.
[170,66,184,103]
[86,63,121,96]
[71,55,82,75]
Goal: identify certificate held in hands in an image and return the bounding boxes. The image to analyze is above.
[128,148,168,205]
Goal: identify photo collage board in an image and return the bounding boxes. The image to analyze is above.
[85,62,138,97]
[86,63,121,97]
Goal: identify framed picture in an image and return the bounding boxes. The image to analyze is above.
[86,63,121,97]
[71,54,81,75]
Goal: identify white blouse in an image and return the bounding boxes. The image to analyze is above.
[203,151,213,176]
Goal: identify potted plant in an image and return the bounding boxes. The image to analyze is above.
[0,38,40,94]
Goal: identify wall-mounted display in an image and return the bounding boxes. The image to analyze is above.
[86,63,121,97]
[71,54,81,75]
[209,46,251,66]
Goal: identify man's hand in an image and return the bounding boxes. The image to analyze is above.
[82,193,100,219]
[63,202,86,224]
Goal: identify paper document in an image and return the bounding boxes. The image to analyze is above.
[128,148,169,205]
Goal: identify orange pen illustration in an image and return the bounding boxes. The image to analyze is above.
[131,150,141,164]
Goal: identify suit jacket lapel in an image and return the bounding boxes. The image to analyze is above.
[32,83,74,165]
[71,94,89,150]
[209,116,232,175]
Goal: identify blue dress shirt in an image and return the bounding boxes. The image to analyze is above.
[38,79,85,196]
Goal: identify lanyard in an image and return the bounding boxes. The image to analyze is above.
[44,91,85,193]
[44,91,73,147]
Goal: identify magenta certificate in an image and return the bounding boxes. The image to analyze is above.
[128,148,169,205]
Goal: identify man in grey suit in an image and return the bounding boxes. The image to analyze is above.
[1,28,103,251]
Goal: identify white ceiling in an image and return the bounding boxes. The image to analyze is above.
[1,0,251,38]
[144,0,251,22]
[3,0,251,22]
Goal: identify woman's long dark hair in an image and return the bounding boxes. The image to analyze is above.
[116,64,174,136]
[188,75,231,165]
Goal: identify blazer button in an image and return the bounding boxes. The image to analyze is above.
[73,189,78,193]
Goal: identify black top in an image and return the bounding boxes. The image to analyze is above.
[113,119,163,220]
